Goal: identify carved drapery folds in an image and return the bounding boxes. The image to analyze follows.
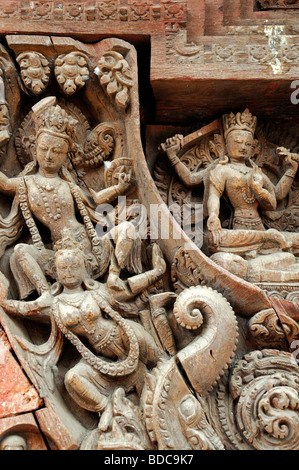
[0,32,297,452]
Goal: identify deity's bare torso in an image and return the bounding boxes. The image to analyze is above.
[25,173,88,245]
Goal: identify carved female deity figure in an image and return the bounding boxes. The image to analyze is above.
[164,109,299,282]
[0,96,138,299]
[206,111,299,282]
[1,242,166,429]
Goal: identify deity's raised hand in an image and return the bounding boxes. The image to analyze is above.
[278,146,299,172]
[162,134,184,158]
[117,166,133,193]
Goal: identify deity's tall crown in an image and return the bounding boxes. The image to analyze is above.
[223,109,257,138]
[32,96,78,143]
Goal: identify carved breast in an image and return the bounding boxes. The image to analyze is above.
[57,292,101,334]
[225,166,256,207]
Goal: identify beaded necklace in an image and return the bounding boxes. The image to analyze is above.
[18,178,46,253]
[17,177,110,269]
[52,291,139,377]
[34,177,62,221]
[228,163,256,204]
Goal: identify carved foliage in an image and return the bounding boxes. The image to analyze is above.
[249,308,299,349]
[97,51,133,111]
[16,52,50,95]
[83,123,116,169]
[171,248,204,293]
[55,52,89,95]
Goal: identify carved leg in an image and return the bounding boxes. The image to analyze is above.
[283,232,299,255]
[10,244,52,299]
[247,252,299,283]
[107,221,137,271]
[65,360,110,414]
[149,293,177,356]
[209,228,289,256]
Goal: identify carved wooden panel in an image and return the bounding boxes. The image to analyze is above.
[0,0,298,453]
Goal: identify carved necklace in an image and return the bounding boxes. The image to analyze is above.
[69,182,111,276]
[229,163,251,175]
[18,177,111,272]
[34,177,62,221]
[58,295,83,308]
[229,164,256,204]
[241,185,256,204]
[18,178,46,253]
[59,293,117,349]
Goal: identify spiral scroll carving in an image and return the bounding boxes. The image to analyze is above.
[174,286,239,396]
[228,349,299,450]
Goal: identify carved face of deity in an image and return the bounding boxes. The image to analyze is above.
[36,132,69,175]
[226,130,254,163]
[55,250,86,290]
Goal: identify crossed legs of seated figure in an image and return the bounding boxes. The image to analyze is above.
[210,229,299,283]
[10,221,141,299]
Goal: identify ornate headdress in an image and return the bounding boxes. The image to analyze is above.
[32,96,78,144]
[223,109,257,138]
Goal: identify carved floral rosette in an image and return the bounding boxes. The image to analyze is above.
[217,349,299,450]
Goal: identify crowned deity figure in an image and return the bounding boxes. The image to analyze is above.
[164,109,299,284]
[1,242,167,430]
[0,96,144,300]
